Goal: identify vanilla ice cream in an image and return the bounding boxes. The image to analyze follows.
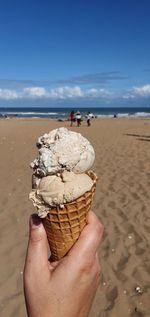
[29,127,96,217]
[29,171,93,218]
[30,127,95,176]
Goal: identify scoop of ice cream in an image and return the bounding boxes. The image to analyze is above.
[29,171,94,218]
[30,127,95,176]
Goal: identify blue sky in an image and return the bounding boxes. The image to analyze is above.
[0,0,150,107]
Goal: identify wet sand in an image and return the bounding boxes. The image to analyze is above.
[0,118,150,317]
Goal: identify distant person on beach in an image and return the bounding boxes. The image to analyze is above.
[24,212,103,317]
[76,111,81,127]
[70,110,75,126]
[86,112,91,126]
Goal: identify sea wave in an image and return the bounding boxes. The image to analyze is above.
[0,109,150,119]
[96,113,129,118]
[117,113,129,118]
[96,114,114,118]
[96,112,150,118]
[1,111,58,115]
[133,112,150,118]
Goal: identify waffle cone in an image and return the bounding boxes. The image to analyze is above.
[42,170,97,261]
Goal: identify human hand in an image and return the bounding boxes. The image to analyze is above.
[24,211,103,317]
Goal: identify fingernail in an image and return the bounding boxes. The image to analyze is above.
[30,214,42,228]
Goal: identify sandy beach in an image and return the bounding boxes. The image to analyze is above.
[0,117,150,317]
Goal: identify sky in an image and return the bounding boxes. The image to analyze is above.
[0,0,150,108]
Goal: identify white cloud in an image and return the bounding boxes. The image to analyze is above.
[87,88,112,98]
[2,84,150,101]
[48,86,84,99]
[130,84,150,96]
[122,94,135,99]
[122,84,150,100]
[47,86,113,99]
[0,85,85,100]
[0,85,115,100]
[0,88,18,100]
[23,87,47,97]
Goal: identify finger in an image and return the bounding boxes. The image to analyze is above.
[24,214,49,276]
[67,211,103,261]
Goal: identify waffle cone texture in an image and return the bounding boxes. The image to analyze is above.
[42,170,97,261]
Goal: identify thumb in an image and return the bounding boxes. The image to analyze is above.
[24,214,49,276]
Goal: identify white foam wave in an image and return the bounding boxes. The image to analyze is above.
[5,111,58,115]
[133,112,150,118]
[96,112,150,118]
[117,113,129,118]
[97,114,114,118]
[96,113,129,118]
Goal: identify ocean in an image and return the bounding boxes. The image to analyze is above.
[0,106,150,119]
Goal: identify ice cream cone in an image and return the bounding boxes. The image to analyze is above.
[42,170,97,261]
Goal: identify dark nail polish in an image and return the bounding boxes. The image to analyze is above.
[30,214,42,227]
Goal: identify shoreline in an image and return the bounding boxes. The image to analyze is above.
[0,106,150,120]
[0,116,150,122]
